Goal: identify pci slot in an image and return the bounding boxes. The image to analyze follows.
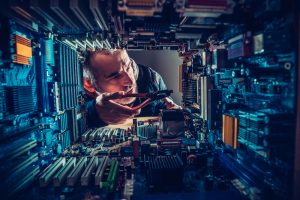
[39,157,66,187]
[10,165,40,195]
[100,159,119,192]
[81,156,98,186]
[67,157,87,186]
[10,153,38,176]
[53,157,76,187]
[95,156,109,185]
[6,139,37,161]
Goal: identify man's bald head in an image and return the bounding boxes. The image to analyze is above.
[83,49,138,105]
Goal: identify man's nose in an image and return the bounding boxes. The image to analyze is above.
[121,71,134,86]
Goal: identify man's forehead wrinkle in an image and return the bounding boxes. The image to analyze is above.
[91,49,129,66]
[90,53,124,79]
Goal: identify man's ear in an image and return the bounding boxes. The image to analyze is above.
[83,78,96,96]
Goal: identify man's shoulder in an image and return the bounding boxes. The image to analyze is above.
[137,64,161,84]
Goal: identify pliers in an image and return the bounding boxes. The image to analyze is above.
[112,90,173,111]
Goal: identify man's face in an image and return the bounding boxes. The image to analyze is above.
[90,50,137,105]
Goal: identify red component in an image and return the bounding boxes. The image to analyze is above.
[227,32,253,59]
[133,137,139,159]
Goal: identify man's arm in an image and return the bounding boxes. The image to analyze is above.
[153,73,179,114]
[155,72,181,111]
[85,91,141,127]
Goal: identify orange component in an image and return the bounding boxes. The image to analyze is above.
[13,54,30,65]
[127,0,155,6]
[16,43,32,58]
[222,114,239,149]
[12,34,32,65]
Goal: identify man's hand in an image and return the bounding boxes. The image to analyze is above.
[95,91,141,124]
[163,97,182,109]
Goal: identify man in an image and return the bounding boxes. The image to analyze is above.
[83,48,180,127]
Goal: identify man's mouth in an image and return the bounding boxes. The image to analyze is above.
[116,87,135,106]
[124,87,134,95]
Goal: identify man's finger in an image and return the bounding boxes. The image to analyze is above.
[103,91,125,101]
[134,108,141,116]
[94,90,102,97]
[96,91,125,105]
[108,100,136,115]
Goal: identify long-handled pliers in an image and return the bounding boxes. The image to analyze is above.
[111,90,173,111]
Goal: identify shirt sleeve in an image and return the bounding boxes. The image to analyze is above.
[85,99,107,128]
[153,73,168,114]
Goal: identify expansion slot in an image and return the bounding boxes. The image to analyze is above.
[10,165,40,195]
[95,156,109,185]
[10,153,38,176]
[53,157,76,187]
[67,157,87,186]
[81,156,98,186]
[7,139,37,161]
[101,159,119,192]
[39,157,66,187]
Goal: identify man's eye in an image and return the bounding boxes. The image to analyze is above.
[112,73,122,79]
[125,65,131,72]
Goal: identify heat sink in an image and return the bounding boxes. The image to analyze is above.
[222,114,239,149]
[12,34,32,65]
[55,42,79,111]
[44,39,55,66]
[0,86,6,114]
[182,79,198,104]
[5,86,37,114]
